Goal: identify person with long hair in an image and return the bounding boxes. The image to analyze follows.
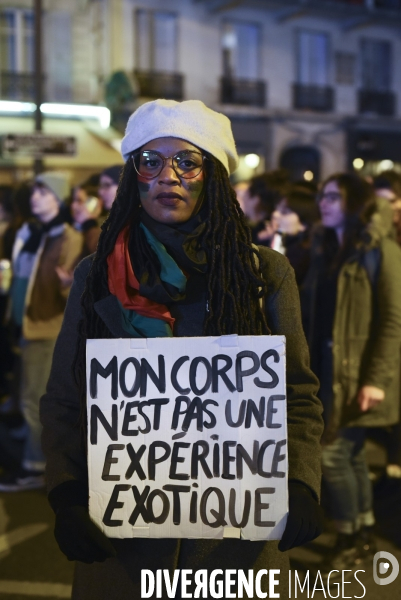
[302,173,401,572]
[40,100,323,599]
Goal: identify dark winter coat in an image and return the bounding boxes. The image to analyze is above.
[40,246,323,599]
[302,199,401,439]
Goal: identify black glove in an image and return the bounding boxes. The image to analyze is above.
[54,505,117,563]
[278,481,324,552]
[49,480,116,564]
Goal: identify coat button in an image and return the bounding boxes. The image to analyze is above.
[342,359,348,366]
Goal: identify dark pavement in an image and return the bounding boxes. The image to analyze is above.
[0,440,400,599]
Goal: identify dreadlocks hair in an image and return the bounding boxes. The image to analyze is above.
[74,152,269,416]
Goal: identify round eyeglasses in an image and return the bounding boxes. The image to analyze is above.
[132,149,206,180]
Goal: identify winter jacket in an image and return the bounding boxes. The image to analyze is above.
[40,246,323,599]
[11,221,83,340]
[302,199,401,438]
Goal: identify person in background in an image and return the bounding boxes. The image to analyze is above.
[67,165,122,266]
[0,172,83,491]
[373,170,401,246]
[0,186,14,401]
[301,173,401,571]
[0,183,33,416]
[232,180,249,213]
[371,170,401,479]
[70,179,103,254]
[270,183,319,285]
[240,171,286,245]
[98,165,122,212]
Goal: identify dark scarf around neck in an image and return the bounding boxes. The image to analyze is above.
[128,209,208,306]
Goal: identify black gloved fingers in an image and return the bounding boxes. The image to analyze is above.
[54,505,116,563]
[84,521,116,557]
[58,535,112,564]
[291,518,315,549]
[79,538,113,563]
[278,516,303,552]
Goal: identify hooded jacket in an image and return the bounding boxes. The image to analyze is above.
[302,198,401,438]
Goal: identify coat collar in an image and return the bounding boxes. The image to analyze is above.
[94,294,129,338]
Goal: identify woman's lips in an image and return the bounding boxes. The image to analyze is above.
[156,193,183,206]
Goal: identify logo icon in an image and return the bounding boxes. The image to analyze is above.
[373,551,399,585]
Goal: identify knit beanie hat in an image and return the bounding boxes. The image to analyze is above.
[101,165,123,184]
[35,172,70,203]
[121,99,239,175]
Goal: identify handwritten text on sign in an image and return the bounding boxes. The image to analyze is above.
[86,335,288,540]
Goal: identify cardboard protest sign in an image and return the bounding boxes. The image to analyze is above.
[87,335,288,541]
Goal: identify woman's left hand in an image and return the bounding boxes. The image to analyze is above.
[357,385,385,412]
[278,482,324,552]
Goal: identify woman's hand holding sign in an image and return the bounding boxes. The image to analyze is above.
[54,505,116,564]
[278,482,324,552]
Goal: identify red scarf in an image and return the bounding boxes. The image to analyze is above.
[107,226,175,328]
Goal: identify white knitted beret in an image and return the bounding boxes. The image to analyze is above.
[121,99,239,175]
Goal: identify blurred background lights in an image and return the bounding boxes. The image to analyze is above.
[244,153,260,168]
[353,158,364,170]
[303,170,314,181]
[378,159,394,172]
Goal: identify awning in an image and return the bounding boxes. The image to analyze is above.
[0,116,123,171]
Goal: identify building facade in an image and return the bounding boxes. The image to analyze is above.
[1,0,401,182]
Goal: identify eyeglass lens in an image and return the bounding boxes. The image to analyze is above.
[134,150,204,179]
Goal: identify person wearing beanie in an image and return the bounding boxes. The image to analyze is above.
[40,100,323,599]
[0,172,83,492]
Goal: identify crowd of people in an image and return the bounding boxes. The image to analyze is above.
[0,98,400,596]
[0,164,122,485]
[238,167,401,570]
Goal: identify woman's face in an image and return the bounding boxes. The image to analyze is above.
[135,137,205,225]
[318,181,346,230]
[98,175,118,211]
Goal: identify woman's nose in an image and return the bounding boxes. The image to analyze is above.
[158,159,180,182]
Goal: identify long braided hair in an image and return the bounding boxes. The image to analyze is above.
[74,153,269,410]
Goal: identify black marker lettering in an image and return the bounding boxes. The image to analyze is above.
[171,357,190,394]
[119,357,140,398]
[90,356,118,400]
[225,399,246,427]
[148,441,171,480]
[254,350,280,389]
[102,444,124,481]
[140,356,166,397]
[211,354,236,393]
[162,485,190,525]
[236,351,260,393]
[90,404,118,445]
[103,484,130,526]
[125,443,147,480]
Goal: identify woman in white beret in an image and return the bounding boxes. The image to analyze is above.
[41,99,323,599]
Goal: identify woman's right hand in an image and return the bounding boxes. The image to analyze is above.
[54,505,117,563]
